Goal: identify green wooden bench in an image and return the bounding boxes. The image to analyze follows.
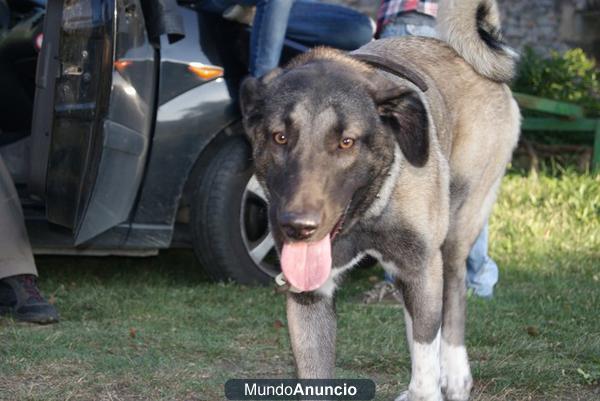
[513,92,600,172]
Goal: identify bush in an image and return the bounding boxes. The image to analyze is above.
[512,48,600,117]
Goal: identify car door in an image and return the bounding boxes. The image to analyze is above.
[29,0,163,245]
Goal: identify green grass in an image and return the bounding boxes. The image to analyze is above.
[1,171,599,401]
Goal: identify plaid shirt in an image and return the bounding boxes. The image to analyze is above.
[377,0,438,34]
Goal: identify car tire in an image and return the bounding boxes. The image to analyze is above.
[190,135,279,285]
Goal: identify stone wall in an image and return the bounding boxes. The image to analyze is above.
[328,0,600,59]
[499,0,599,58]
[500,0,568,53]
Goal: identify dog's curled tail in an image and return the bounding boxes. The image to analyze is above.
[437,0,518,83]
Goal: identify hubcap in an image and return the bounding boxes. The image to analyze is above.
[240,175,280,277]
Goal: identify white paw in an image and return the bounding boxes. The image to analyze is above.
[440,374,472,401]
[440,341,473,401]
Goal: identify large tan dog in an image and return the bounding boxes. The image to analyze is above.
[240,0,520,400]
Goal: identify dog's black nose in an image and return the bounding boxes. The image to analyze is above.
[280,211,320,241]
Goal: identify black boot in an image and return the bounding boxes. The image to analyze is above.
[0,274,59,324]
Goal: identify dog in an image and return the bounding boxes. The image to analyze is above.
[239,0,520,400]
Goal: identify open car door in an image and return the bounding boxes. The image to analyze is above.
[29,0,161,245]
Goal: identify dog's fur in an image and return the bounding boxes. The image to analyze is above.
[240,0,520,400]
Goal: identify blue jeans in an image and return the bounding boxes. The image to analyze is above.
[285,1,373,51]
[378,11,437,39]
[200,0,293,77]
[199,0,373,77]
[466,223,498,298]
[380,12,499,298]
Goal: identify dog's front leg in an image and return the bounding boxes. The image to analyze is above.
[286,292,336,379]
[396,251,444,401]
[440,239,473,401]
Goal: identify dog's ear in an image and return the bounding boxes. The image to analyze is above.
[373,86,430,168]
[240,76,263,122]
[239,68,283,141]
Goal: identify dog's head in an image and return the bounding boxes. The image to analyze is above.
[240,49,429,292]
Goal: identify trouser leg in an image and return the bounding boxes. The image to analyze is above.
[378,11,437,39]
[249,0,293,77]
[286,0,373,50]
[466,222,498,297]
[196,0,235,14]
[0,155,37,280]
[197,0,293,77]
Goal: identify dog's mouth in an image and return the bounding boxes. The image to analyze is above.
[330,206,348,242]
[279,206,349,293]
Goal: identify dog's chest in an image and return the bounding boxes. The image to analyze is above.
[332,220,427,275]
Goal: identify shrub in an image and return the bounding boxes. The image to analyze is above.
[512,48,600,117]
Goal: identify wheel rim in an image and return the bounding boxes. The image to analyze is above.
[240,174,280,277]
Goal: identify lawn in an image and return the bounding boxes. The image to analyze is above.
[1,170,599,401]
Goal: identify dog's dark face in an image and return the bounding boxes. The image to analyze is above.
[240,56,429,291]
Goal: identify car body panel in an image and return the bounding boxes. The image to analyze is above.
[32,0,157,244]
[127,9,238,244]
[24,2,239,251]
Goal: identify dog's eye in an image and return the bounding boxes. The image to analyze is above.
[272,132,288,145]
[339,137,355,150]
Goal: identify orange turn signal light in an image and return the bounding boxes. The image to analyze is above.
[114,60,133,72]
[188,63,224,80]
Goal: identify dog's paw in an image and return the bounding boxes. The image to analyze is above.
[440,375,472,401]
[440,342,473,401]
[440,368,472,401]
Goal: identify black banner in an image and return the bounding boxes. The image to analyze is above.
[224,379,376,400]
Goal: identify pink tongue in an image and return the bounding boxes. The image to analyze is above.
[280,234,332,292]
